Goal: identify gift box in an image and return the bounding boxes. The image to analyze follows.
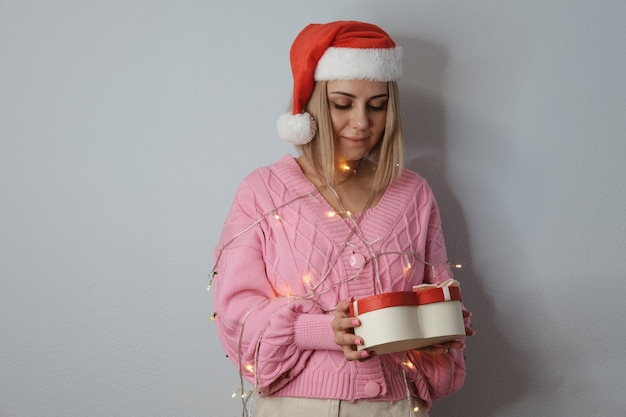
[349,282,465,355]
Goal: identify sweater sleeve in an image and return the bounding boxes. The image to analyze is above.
[406,345,466,407]
[423,196,455,285]
[212,175,338,395]
[408,191,468,406]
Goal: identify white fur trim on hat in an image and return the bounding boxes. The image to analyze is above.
[277,112,318,145]
[315,46,403,81]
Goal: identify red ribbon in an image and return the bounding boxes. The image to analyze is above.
[415,286,462,305]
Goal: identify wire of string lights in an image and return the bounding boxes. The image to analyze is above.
[208,184,461,417]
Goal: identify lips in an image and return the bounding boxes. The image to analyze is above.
[343,136,369,142]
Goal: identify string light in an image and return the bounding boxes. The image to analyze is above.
[302,273,313,291]
[230,388,252,399]
[207,185,464,414]
[402,254,413,277]
[207,270,217,292]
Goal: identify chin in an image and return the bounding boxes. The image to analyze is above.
[337,149,370,162]
[336,141,378,162]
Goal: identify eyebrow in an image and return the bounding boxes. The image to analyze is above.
[328,91,389,99]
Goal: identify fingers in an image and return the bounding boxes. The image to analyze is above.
[331,300,358,336]
[332,317,361,345]
[343,346,374,361]
[336,299,352,315]
[462,309,475,337]
[332,299,373,361]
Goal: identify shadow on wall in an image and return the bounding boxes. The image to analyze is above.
[398,36,532,417]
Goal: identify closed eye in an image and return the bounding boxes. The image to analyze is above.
[330,101,388,111]
[331,102,352,110]
[368,102,388,111]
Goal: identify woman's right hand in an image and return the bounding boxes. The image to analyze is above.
[331,299,373,361]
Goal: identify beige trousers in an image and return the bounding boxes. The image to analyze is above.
[252,396,429,417]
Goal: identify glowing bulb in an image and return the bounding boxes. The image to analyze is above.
[402,360,416,370]
[402,254,413,276]
[326,211,336,218]
[273,212,280,220]
[340,163,351,172]
[454,264,463,269]
[413,406,420,413]
[231,392,237,398]
[302,274,312,288]
[245,364,255,374]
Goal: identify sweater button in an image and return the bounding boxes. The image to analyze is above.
[364,381,381,398]
[349,253,366,269]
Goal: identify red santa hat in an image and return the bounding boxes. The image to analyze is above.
[277,21,403,145]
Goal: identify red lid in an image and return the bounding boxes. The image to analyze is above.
[350,291,418,316]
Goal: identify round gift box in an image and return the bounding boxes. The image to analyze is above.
[350,287,465,355]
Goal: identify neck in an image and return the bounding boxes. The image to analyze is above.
[335,158,365,181]
[296,155,371,188]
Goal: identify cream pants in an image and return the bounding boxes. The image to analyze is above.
[253,396,429,417]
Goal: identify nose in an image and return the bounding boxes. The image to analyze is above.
[350,105,369,130]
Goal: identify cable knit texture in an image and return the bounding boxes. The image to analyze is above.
[213,155,466,407]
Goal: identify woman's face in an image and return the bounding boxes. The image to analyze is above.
[327,80,388,162]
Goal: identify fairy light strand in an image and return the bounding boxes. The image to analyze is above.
[208,185,462,416]
[207,190,321,292]
[400,352,414,417]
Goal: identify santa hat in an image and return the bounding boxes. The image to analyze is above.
[277,21,403,145]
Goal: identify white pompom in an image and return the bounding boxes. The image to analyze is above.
[276,112,317,145]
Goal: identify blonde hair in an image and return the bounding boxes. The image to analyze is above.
[296,80,404,195]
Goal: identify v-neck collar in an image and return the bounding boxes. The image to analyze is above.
[272,155,419,246]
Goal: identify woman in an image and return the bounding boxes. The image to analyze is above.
[211,21,473,417]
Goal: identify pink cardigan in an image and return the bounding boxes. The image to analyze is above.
[213,155,466,407]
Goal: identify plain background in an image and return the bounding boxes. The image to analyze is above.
[1,1,625,416]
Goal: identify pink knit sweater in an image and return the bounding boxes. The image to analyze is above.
[213,155,466,407]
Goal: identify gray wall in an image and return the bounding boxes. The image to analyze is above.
[1,1,625,416]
